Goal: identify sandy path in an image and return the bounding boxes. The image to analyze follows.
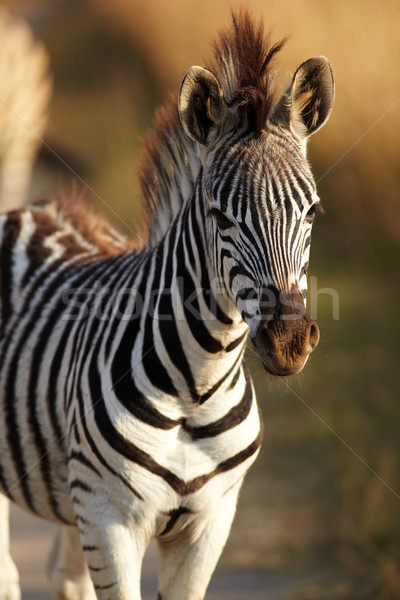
[9,504,290,599]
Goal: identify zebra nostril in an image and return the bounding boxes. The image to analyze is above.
[308,321,320,351]
[255,325,275,358]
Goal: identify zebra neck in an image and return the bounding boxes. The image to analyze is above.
[140,188,248,403]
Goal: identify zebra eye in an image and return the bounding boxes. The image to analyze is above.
[209,208,233,230]
[305,205,316,222]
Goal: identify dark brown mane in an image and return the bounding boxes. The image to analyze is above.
[139,9,285,244]
[207,9,286,131]
[33,194,139,256]
[139,98,199,246]
[139,98,198,242]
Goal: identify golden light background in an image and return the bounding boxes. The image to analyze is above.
[3,1,400,598]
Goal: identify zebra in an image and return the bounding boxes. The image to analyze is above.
[0,7,52,212]
[0,10,334,600]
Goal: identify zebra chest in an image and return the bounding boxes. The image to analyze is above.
[148,420,262,539]
[93,387,262,509]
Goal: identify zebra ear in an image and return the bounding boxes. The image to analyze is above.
[271,56,334,141]
[179,66,227,146]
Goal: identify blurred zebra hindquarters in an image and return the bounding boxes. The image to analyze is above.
[0,9,52,600]
[0,8,52,213]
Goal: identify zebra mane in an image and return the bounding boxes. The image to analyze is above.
[32,195,137,256]
[207,10,286,131]
[139,99,199,247]
[139,9,285,246]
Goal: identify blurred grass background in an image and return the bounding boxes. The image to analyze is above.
[4,0,400,598]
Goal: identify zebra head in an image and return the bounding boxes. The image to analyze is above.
[179,48,334,377]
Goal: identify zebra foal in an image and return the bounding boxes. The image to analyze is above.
[0,10,334,600]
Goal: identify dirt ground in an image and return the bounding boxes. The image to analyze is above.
[9,504,291,600]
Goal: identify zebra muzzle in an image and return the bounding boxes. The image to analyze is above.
[251,286,320,376]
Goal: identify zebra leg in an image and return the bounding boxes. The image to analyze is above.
[157,483,241,600]
[72,498,147,600]
[46,525,97,600]
[0,495,20,600]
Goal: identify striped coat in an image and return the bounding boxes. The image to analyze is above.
[0,10,333,600]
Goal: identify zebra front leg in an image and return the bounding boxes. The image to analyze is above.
[73,497,148,600]
[157,483,241,600]
[47,525,97,600]
[0,495,20,600]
